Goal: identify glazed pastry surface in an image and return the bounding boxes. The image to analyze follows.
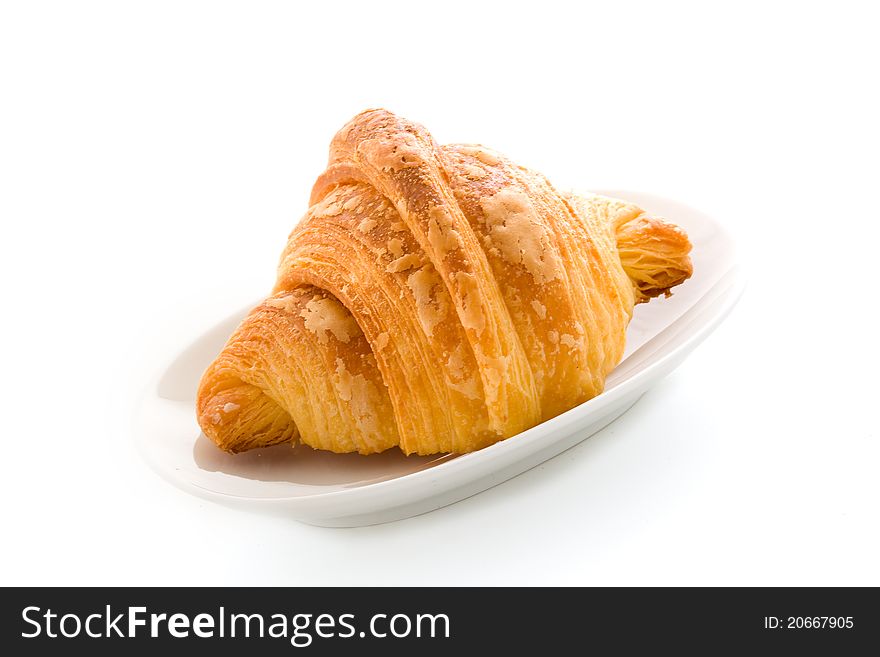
[197,110,693,455]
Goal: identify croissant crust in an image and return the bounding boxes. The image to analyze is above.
[197,110,692,455]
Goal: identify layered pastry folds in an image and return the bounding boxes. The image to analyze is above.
[196,110,693,455]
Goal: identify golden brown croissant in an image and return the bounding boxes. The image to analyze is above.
[196,109,693,456]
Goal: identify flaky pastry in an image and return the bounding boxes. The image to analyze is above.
[197,110,692,455]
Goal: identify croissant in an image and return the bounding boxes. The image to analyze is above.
[196,109,692,456]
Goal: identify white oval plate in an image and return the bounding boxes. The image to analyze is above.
[136,190,743,527]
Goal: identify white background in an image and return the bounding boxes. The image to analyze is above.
[1,1,878,586]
